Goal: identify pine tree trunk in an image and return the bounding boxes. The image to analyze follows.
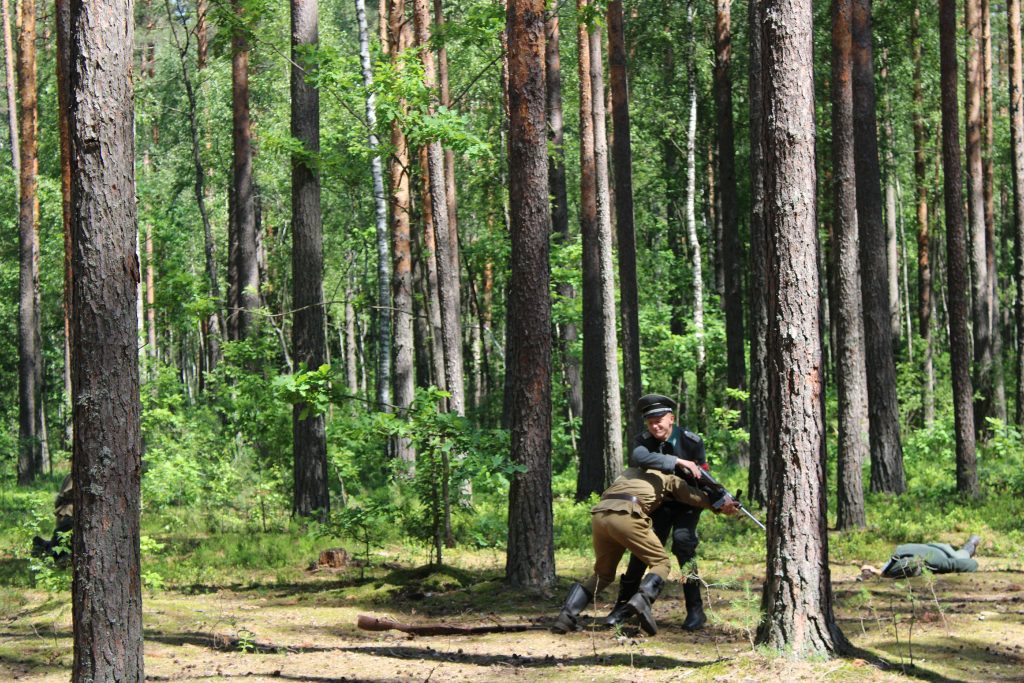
[851,0,905,494]
[686,0,706,428]
[504,0,554,589]
[714,0,746,437]
[413,0,464,416]
[2,0,17,174]
[607,0,641,439]
[911,1,935,425]
[356,0,392,410]
[434,0,461,286]
[17,0,40,484]
[1011,0,1024,426]
[56,0,73,450]
[196,0,207,70]
[546,12,583,428]
[389,0,415,462]
[831,0,868,530]
[576,0,622,500]
[747,0,769,506]
[965,0,993,438]
[69,1,144,677]
[232,0,259,340]
[291,0,329,519]
[755,0,848,655]
[419,145,447,394]
[939,0,979,495]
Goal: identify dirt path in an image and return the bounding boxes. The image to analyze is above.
[2,553,1022,682]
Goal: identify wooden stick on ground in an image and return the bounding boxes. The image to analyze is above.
[357,614,535,636]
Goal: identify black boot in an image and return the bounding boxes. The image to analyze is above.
[625,573,664,635]
[961,534,982,557]
[551,583,593,634]
[681,579,706,631]
[602,575,640,627]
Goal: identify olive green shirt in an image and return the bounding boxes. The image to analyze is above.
[590,467,711,518]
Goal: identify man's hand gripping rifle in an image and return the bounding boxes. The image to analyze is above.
[679,465,766,531]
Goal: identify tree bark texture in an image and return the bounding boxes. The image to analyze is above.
[291,0,329,519]
[413,0,464,416]
[607,0,641,439]
[911,1,935,424]
[851,0,905,494]
[830,0,868,530]
[1010,0,1024,426]
[966,0,994,436]
[17,0,40,484]
[419,145,447,394]
[231,0,259,340]
[356,0,392,410]
[546,12,583,427]
[56,0,74,450]
[69,1,144,679]
[576,0,622,501]
[715,0,747,429]
[754,0,848,657]
[434,0,461,285]
[685,0,706,428]
[939,0,979,495]
[504,0,554,589]
[3,0,18,173]
[389,0,415,462]
[747,0,768,506]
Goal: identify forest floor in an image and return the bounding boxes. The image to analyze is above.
[1,540,1022,683]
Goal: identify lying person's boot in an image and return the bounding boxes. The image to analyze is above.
[602,575,640,627]
[625,573,665,635]
[961,534,982,557]
[551,583,593,634]
[681,579,707,631]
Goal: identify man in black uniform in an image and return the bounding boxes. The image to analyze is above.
[603,394,723,631]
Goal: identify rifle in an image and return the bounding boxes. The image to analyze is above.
[683,467,766,531]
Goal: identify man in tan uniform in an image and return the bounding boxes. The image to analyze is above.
[552,467,739,635]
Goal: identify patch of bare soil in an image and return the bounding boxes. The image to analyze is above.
[2,551,1022,682]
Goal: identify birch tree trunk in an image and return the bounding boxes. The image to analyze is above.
[504,0,554,590]
[939,0,979,495]
[356,0,391,410]
[755,0,848,655]
[686,0,706,427]
[1010,0,1024,426]
[2,0,17,173]
[607,0,641,439]
[69,0,143,677]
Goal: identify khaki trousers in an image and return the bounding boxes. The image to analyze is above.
[581,510,671,595]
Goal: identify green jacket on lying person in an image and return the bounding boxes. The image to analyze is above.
[881,536,981,578]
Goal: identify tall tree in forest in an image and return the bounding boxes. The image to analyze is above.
[851,0,905,494]
[1010,0,1024,426]
[418,145,447,394]
[939,0,979,495]
[714,0,746,435]
[607,0,641,439]
[413,0,464,416]
[504,0,554,590]
[546,10,583,429]
[291,0,329,519]
[434,0,461,288]
[56,0,73,449]
[755,0,848,655]
[576,0,622,500]
[685,0,706,426]
[747,0,768,506]
[830,0,868,530]
[230,0,259,340]
[911,1,934,425]
[2,0,17,172]
[389,0,415,462]
[17,0,41,484]
[355,0,391,410]
[69,0,143,678]
[966,0,994,436]
[167,2,222,370]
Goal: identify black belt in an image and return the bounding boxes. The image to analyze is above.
[602,493,640,505]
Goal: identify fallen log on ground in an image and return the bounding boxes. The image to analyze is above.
[357,614,536,636]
